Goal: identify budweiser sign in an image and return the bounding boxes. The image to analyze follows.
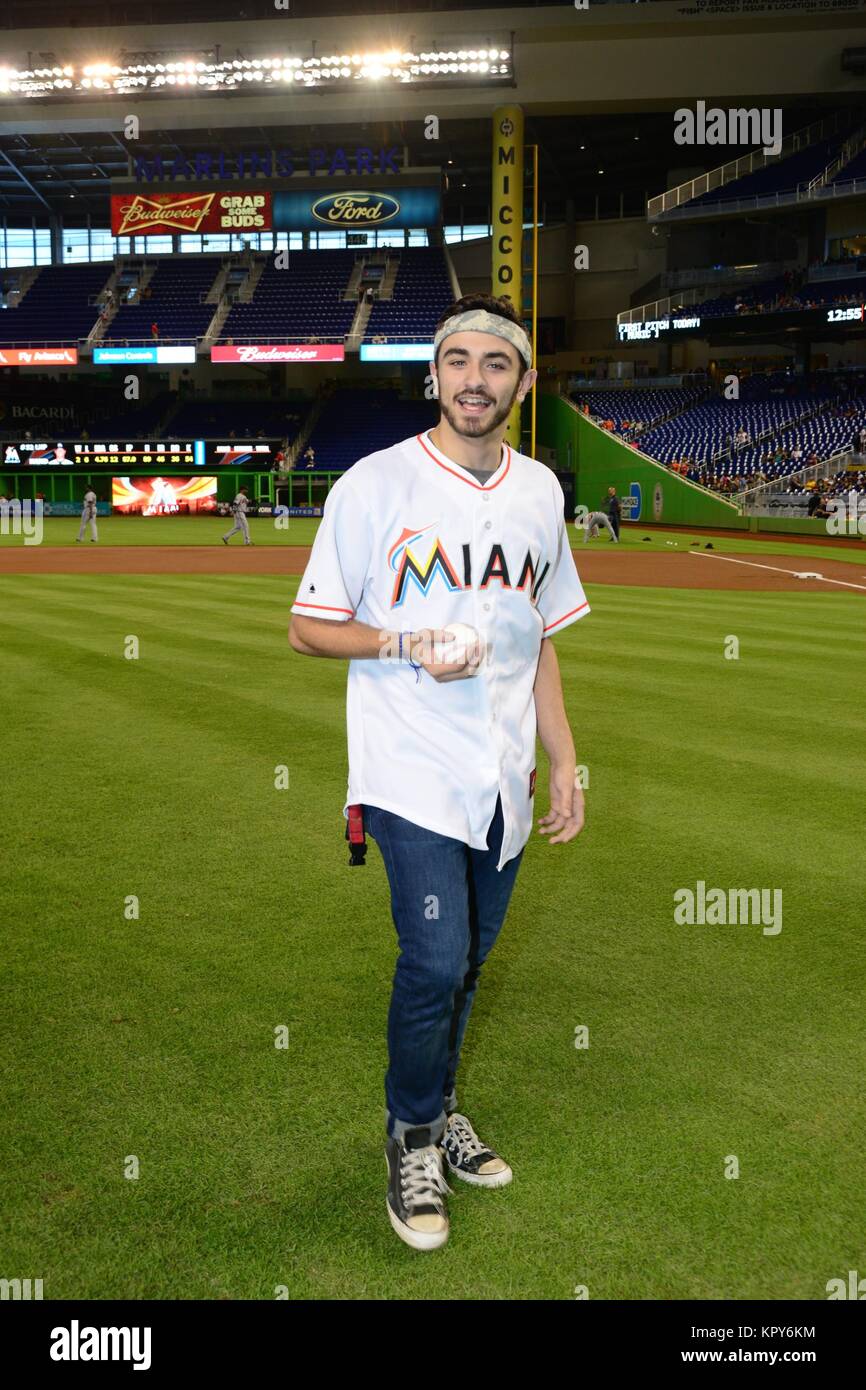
[0,347,79,366]
[111,191,272,236]
[210,343,345,363]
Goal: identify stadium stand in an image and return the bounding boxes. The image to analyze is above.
[104,258,218,342]
[170,397,309,440]
[299,388,437,471]
[364,248,454,340]
[219,250,358,342]
[684,131,853,210]
[569,387,705,431]
[0,263,107,343]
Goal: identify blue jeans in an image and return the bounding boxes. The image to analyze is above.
[361,796,524,1145]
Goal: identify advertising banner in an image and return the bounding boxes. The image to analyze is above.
[110,191,272,236]
[272,186,440,231]
[93,346,197,365]
[0,347,79,367]
[360,342,433,361]
[210,343,344,363]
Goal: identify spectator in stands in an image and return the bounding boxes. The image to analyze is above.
[303,446,316,469]
[791,443,803,464]
[151,321,159,341]
[806,451,818,467]
[807,488,826,518]
[735,426,749,446]
[602,486,621,540]
[854,426,866,455]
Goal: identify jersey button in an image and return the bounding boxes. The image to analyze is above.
[483,602,491,611]
[484,519,492,529]
[482,493,491,502]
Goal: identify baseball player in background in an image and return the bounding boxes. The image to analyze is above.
[222,485,252,545]
[289,293,589,1252]
[76,486,98,543]
[580,508,619,543]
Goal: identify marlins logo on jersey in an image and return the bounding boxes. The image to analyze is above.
[388,523,551,608]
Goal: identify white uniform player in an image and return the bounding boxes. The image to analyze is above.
[289,297,589,1252]
[291,431,589,869]
[76,488,98,543]
[222,487,251,545]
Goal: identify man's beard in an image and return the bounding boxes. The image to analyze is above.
[440,384,519,439]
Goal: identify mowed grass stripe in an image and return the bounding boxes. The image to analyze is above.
[1,576,864,1299]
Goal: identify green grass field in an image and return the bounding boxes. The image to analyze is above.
[1,539,865,1298]
[3,513,866,569]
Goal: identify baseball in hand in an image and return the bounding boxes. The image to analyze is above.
[432,622,484,674]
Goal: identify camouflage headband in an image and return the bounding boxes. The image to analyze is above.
[433,309,533,371]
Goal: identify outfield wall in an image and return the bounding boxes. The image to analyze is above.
[536,394,749,530]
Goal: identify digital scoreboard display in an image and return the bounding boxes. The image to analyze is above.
[0,440,286,469]
[825,305,864,324]
[71,441,202,468]
[617,303,866,341]
[2,441,203,468]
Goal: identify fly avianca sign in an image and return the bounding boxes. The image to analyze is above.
[111,192,272,236]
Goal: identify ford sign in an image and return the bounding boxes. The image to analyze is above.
[311,190,400,226]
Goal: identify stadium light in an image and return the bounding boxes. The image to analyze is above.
[0,39,511,100]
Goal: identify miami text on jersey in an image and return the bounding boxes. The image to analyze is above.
[388,523,551,609]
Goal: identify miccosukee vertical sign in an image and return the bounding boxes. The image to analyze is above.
[492,105,524,447]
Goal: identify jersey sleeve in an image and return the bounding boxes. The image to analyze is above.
[291,474,370,623]
[535,481,591,637]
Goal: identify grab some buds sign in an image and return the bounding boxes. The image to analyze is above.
[111,192,272,235]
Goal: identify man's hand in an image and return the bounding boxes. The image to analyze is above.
[537,762,585,845]
[411,628,483,683]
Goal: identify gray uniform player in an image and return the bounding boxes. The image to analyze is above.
[76,487,98,543]
[580,510,618,543]
[222,486,252,545]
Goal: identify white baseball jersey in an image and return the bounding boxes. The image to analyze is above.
[232,492,248,515]
[291,429,590,870]
[82,490,96,516]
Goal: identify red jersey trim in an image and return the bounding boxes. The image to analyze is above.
[542,601,590,634]
[292,601,354,617]
[416,431,511,490]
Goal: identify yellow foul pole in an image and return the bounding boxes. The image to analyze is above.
[491,105,524,449]
[528,142,538,459]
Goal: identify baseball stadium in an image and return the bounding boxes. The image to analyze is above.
[1,0,865,1329]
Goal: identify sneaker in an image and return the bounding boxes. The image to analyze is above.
[385,1125,452,1250]
[441,1112,512,1188]
[221,536,228,545]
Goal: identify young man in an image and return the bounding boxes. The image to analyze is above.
[76,486,98,543]
[222,485,251,545]
[288,293,589,1251]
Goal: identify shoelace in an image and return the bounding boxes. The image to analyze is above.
[400,1145,453,1208]
[444,1114,489,1164]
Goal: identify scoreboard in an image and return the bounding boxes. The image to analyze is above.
[1,440,280,469]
